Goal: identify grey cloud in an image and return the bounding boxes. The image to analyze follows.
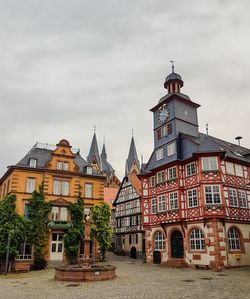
[0,0,250,180]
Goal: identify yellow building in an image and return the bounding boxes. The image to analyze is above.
[0,139,105,268]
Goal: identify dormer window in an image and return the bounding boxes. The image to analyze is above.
[167,142,176,156]
[156,148,164,161]
[86,166,93,175]
[29,159,37,168]
[202,157,218,171]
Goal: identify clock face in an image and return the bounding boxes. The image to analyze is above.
[158,105,170,123]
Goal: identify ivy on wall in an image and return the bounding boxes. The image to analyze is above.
[63,195,84,264]
[0,194,27,272]
[91,203,112,261]
[29,184,51,270]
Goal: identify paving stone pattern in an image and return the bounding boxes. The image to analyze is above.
[0,253,250,299]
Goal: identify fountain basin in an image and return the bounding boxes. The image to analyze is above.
[54,264,116,282]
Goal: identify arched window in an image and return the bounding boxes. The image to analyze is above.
[154,231,165,251]
[190,229,205,251]
[228,228,241,251]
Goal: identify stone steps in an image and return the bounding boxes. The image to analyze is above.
[161,258,189,268]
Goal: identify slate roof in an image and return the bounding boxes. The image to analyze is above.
[17,147,53,168]
[144,133,250,173]
[16,144,102,176]
[165,72,183,82]
[158,92,191,104]
[87,133,101,168]
[100,144,114,177]
[125,136,140,175]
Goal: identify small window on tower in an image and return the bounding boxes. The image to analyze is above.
[156,148,164,161]
[167,142,176,156]
[166,123,172,135]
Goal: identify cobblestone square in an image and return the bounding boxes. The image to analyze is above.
[0,254,250,299]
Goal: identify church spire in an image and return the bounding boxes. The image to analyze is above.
[87,131,101,170]
[101,142,107,160]
[125,135,140,176]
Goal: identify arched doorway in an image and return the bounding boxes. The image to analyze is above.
[130,247,137,259]
[171,230,184,258]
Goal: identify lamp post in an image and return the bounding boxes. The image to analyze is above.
[4,230,14,275]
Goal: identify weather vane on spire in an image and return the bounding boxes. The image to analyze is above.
[131,129,134,137]
[170,60,174,73]
[94,125,96,133]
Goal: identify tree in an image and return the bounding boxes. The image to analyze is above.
[29,184,51,270]
[63,196,84,264]
[0,194,27,273]
[91,203,112,261]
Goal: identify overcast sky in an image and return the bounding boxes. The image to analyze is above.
[0,0,249,180]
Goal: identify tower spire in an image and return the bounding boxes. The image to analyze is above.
[87,131,101,170]
[125,135,140,176]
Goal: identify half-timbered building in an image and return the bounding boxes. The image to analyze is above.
[114,137,144,259]
[140,68,250,268]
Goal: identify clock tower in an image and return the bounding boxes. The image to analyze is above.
[145,68,200,171]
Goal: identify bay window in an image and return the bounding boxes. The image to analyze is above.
[204,185,221,204]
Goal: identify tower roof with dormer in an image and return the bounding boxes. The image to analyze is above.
[125,136,140,175]
[87,132,101,169]
[100,143,115,177]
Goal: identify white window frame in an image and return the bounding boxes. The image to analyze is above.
[204,185,221,205]
[235,164,244,177]
[238,190,247,208]
[201,157,218,171]
[228,188,238,207]
[62,181,69,196]
[190,229,205,251]
[29,158,37,168]
[154,231,165,251]
[225,162,234,175]
[53,180,70,196]
[57,161,63,170]
[187,188,198,208]
[157,171,165,184]
[60,207,68,221]
[86,166,93,175]
[169,192,178,210]
[156,148,164,161]
[186,162,196,176]
[16,242,32,260]
[26,177,36,193]
[131,216,137,226]
[160,125,167,138]
[158,195,166,212]
[85,183,93,198]
[151,198,157,214]
[167,142,176,156]
[228,228,241,251]
[150,176,156,187]
[168,167,176,180]
[63,162,69,171]
[52,206,59,221]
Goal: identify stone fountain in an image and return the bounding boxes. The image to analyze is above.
[54,215,116,282]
